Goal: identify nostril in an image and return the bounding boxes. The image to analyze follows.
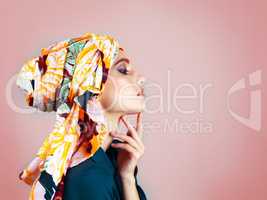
[137,77,146,87]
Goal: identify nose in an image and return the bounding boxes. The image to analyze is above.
[137,76,146,87]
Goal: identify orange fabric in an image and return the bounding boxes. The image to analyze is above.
[16,32,120,200]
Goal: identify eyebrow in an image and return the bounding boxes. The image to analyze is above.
[113,58,130,66]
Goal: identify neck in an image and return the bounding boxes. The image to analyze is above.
[100,110,122,152]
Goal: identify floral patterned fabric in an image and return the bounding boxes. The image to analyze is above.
[16,32,120,200]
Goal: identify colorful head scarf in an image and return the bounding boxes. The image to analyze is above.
[16,32,120,200]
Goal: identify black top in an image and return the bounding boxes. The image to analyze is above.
[62,140,148,200]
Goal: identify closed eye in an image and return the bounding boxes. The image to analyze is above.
[117,64,129,75]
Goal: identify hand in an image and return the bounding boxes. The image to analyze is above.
[109,112,145,179]
[18,157,44,185]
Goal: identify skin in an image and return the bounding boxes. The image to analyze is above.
[98,47,146,200]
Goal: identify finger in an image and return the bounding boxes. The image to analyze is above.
[111,143,139,159]
[136,112,143,137]
[120,116,144,149]
[121,116,139,139]
[110,131,141,151]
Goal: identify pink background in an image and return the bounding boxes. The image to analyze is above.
[2,0,267,199]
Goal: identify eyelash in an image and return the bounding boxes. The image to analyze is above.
[117,65,129,75]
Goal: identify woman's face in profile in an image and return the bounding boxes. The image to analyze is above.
[98,48,146,114]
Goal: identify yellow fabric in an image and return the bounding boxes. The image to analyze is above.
[16,32,120,200]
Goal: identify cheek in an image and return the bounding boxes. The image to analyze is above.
[98,80,115,109]
[99,73,142,112]
[104,77,126,98]
[98,77,129,108]
[116,78,137,96]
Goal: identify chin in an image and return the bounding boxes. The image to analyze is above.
[123,102,145,114]
[116,96,146,113]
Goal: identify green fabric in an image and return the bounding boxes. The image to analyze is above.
[63,141,147,200]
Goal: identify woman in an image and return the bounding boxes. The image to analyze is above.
[17,32,147,200]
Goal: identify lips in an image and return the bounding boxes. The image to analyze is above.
[137,89,144,96]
